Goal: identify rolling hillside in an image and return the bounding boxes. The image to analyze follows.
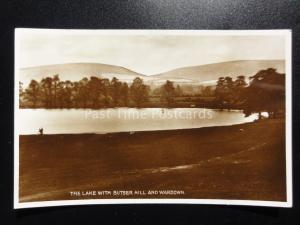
[19,60,285,87]
[19,63,146,86]
[154,60,285,82]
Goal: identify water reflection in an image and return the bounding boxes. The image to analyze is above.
[18,108,259,135]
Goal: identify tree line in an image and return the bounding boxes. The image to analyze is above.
[20,75,187,109]
[20,68,285,119]
[20,75,150,108]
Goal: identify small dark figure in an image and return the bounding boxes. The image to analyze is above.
[39,128,43,135]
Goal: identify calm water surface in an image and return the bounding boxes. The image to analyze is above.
[18,108,260,135]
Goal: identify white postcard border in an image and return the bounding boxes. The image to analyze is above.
[14,29,293,209]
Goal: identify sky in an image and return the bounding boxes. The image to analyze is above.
[17,30,286,75]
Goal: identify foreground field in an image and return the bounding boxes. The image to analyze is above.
[19,119,286,202]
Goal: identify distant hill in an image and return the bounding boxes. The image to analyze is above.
[19,60,285,87]
[19,63,200,87]
[19,63,146,86]
[153,60,285,83]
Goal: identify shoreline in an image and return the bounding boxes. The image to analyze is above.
[19,105,243,110]
[20,120,256,136]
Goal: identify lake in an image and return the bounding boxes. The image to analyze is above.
[17,108,261,135]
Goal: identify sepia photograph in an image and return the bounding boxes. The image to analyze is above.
[14,29,292,208]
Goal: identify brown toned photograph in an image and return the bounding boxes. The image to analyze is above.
[14,29,292,208]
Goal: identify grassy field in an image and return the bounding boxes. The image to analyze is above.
[19,119,286,202]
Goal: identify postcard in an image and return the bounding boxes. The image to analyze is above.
[14,29,292,208]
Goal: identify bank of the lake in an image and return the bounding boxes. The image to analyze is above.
[19,119,286,202]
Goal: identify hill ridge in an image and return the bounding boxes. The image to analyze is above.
[19,60,285,86]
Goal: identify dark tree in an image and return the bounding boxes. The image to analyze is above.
[24,80,40,108]
[215,77,226,109]
[56,81,66,108]
[52,74,60,107]
[111,77,122,106]
[120,82,129,106]
[41,77,53,108]
[100,78,111,107]
[76,78,89,108]
[215,76,238,109]
[130,77,149,107]
[161,80,176,106]
[224,76,234,103]
[88,76,102,108]
[243,68,285,119]
[233,75,247,105]
[63,80,73,108]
